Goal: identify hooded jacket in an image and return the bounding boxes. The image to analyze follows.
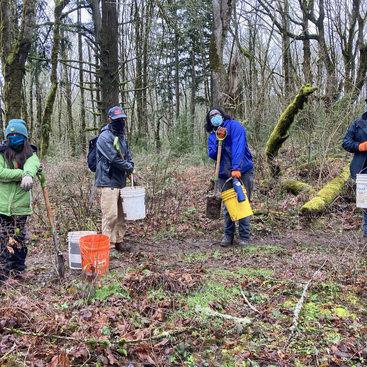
[0,144,40,216]
[94,124,134,188]
[208,119,253,179]
[342,112,367,180]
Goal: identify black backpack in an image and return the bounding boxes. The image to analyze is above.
[87,136,99,172]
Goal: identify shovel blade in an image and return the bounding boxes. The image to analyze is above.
[206,195,222,219]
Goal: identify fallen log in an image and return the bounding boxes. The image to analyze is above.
[300,166,350,215]
[281,179,316,195]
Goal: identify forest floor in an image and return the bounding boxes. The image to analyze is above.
[1,155,367,367]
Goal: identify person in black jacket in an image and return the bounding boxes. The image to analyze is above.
[342,98,367,236]
[95,106,134,251]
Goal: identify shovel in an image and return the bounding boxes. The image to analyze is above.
[206,128,227,219]
[37,171,65,278]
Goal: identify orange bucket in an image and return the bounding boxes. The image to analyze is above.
[79,234,110,278]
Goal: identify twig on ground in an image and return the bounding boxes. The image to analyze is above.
[3,326,195,346]
[196,304,252,325]
[283,259,327,350]
[240,289,260,314]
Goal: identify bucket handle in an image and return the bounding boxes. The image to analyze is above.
[221,177,245,192]
[358,168,367,175]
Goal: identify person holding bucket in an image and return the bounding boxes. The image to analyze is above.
[342,98,367,237]
[205,108,254,246]
[94,106,134,252]
[0,119,40,282]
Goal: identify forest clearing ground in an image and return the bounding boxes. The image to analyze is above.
[1,158,367,366]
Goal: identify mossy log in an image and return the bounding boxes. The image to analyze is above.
[300,166,350,215]
[281,179,316,195]
[265,84,318,177]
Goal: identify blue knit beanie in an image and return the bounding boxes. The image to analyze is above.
[5,119,28,138]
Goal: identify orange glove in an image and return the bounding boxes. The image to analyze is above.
[216,127,227,140]
[359,142,367,151]
[232,170,241,179]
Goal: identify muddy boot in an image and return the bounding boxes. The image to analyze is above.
[238,239,249,246]
[220,236,233,247]
[115,242,131,252]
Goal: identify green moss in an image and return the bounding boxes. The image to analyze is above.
[301,196,325,213]
[332,307,353,319]
[301,166,350,215]
[265,84,318,163]
[281,178,316,195]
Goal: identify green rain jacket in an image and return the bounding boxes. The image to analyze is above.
[0,145,40,216]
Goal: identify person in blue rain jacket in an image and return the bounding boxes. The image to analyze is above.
[205,107,254,246]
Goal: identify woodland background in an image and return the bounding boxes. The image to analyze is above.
[0,0,366,162]
[1,0,367,366]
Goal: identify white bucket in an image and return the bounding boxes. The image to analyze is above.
[120,186,146,220]
[356,174,367,208]
[68,231,97,269]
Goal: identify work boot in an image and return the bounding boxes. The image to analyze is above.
[238,239,249,247]
[115,242,131,252]
[220,236,233,247]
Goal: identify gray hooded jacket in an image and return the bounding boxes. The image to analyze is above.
[94,125,134,188]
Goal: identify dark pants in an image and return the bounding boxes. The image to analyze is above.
[0,214,28,281]
[218,170,254,241]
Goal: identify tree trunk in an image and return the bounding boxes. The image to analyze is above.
[210,0,234,108]
[301,0,312,84]
[61,34,76,156]
[78,2,86,153]
[175,33,180,118]
[190,50,196,145]
[40,0,69,159]
[91,0,120,119]
[0,0,36,122]
[280,0,294,94]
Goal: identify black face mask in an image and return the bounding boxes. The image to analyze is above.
[110,119,125,132]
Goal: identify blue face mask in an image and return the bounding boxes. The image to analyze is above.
[211,114,223,127]
[8,135,25,148]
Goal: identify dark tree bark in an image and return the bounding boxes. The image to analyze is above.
[0,0,36,122]
[90,0,119,120]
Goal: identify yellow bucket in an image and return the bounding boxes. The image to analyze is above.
[221,185,253,221]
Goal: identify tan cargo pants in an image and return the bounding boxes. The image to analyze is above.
[99,187,126,246]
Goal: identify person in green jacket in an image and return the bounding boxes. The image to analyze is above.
[0,119,40,282]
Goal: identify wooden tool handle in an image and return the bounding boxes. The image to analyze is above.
[42,186,55,228]
[214,142,223,179]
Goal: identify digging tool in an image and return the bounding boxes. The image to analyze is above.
[206,127,227,219]
[37,171,65,278]
[214,127,227,195]
[113,136,135,186]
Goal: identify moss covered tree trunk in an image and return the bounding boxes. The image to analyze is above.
[0,0,36,122]
[40,0,69,159]
[265,84,318,177]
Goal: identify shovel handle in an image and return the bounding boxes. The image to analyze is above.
[41,186,55,229]
[214,141,223,180]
